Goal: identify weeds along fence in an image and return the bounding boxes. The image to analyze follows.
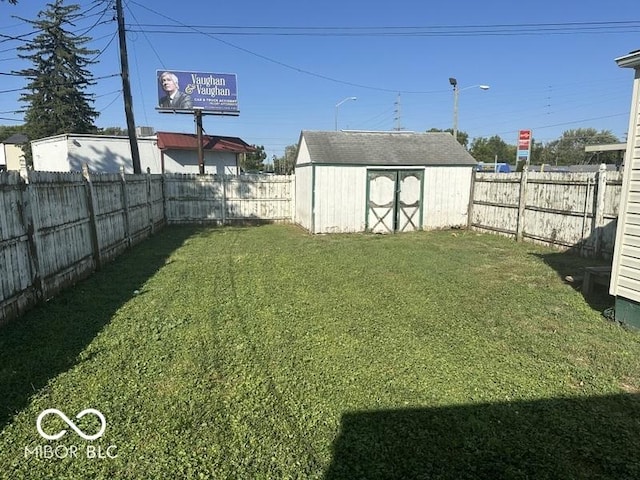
[0,171,294,324]
[470,165,623,258]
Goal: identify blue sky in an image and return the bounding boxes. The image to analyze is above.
[1,0,639,160]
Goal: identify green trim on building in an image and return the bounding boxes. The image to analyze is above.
[364,170,371,231]
[419,169,425,228]
[615,296,640,330]
[310,164,316,234]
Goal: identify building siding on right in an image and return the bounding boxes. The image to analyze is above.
[610,51,640,319]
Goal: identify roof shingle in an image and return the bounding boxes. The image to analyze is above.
[300,130,477,166]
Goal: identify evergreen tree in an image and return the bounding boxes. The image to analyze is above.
[15,0,99,145]
[241,145,267,172]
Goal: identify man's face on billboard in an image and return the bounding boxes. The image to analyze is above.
[161,74,177,94]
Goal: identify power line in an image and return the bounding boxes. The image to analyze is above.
[126,19,640,37]
[128,1,445,95]
[0,73,121,94]
[124,2,165,69]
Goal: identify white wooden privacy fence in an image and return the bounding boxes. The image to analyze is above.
[470,165,623,258]
[0,165,625,324]
[164,174,293,224]
[0,172,293,324]
[0,170,164,323]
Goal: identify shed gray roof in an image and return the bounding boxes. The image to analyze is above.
[300,130,477,166]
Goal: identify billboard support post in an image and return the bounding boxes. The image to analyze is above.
[195,110,204,175]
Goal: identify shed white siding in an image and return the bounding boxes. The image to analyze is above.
[314,165,367,233]
[610,65,640,301]
[0,145,7,169]
[294,165,312,230]
[297,136,312,164]
[423,166,473,228]
[32,136,70,171]
[294,130,477,234]
[32,135,160,173]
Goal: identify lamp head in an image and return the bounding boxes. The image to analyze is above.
[479,85,490,90]
[449,77,457,87]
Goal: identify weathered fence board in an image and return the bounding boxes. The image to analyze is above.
[471,166,623,257]
[1,172,294,324]
[164,174,293,224]
[0,170,168,325]
[0,172,35,321]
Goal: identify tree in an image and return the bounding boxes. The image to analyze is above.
[427,128,469,149]
[1,1,19,4]
[241,145,267,172]
[541,128,619,166]
[0,125,26,142]
[98,127,128,136]
[469,135,516,163]
[273,143,298,175]
[15,0,99,151]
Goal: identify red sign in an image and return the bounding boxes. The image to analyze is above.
[519,130,531,141]
[517,129,532,152]
[516,129,532,165]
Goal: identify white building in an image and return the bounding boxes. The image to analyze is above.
[31,132,254,174]
[294,130,477,234]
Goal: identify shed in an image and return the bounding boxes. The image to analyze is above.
[32,134,161,173]
[294,130,477,234]
[610,49,640,328]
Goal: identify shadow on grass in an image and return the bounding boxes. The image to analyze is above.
[531,251,613,313]
[324,393,640,480]
[0,225,203,429]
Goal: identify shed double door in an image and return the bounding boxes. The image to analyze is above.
[366,169,423,233]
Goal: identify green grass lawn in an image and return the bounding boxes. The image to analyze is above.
[0,225,638,479]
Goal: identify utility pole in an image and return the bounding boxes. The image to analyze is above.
[394,93,403,131]
[116,0,141,174]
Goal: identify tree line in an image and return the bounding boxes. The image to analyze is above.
[429,128,623,168]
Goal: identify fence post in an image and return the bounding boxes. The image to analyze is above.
[467,169,476,229]
[82,164,102,270]
[19,171,44,301]
[593,163,608,257]
[146,168,154,235]
[290,174,296,223]
[516,165,529,242]
[119,166,131,247]
[222,175,227,225]
[161,174,167,227]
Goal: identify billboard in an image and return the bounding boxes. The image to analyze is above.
[156,70,239,115]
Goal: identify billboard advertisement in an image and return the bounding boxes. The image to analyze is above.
[156,70,239,115]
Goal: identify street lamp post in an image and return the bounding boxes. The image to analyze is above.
[449,78,489,141]
[335,96,357,131]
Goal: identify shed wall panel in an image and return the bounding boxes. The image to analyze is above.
[294,165,312,230]
[314,166,366,233]
[423,166,472,229]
